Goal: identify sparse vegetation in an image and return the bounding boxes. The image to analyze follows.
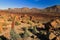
[15,21,21,26]
[8,18,12,21]
[0,5,60,40]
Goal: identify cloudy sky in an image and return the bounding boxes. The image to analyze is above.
[0,0,60,9]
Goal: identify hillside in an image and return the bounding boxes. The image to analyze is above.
[0,5,60,40]
[44,5,60,13]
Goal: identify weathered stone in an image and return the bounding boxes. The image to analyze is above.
[49,33,56,40]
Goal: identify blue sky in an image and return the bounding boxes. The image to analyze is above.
[0,0,60,9]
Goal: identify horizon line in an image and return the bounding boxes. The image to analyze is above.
[0,4,60,10]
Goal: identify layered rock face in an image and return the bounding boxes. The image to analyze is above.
[44,5,60,13]
[7,5,60,13]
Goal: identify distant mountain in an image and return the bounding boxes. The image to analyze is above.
[0,5,60,22]
[7,7,42,13]
[7,5,60,13]
[44,5,60,13]
[0,5,60,17]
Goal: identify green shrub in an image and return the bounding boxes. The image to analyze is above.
[8,18,12,21]
[15,21,21,26]
[10,29,21,40]
[0,38,2,40]
[2,23,7,26]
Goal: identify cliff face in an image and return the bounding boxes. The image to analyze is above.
[44,5,60,13]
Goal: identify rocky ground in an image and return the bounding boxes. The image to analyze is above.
[0,11,60,40]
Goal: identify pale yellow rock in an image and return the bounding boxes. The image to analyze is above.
[37,23,45,28]
[49,33,56,40]
[0,26,3,34]
[51,21,57,28]
[56,36,60,40]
